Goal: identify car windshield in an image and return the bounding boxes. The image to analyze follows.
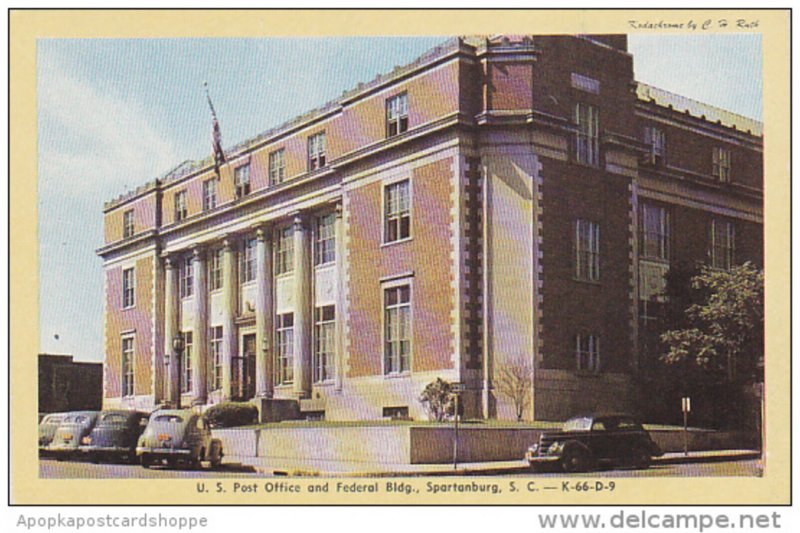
[563,416,592,432]
[42,415,63,425]
[98,413,128,426]
[63,414,89,424]
[154,415,183,423]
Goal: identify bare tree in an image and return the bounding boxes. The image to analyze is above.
[495,356,533,421]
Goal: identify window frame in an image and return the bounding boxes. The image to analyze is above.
[383,178,412,245]
[269,149,286,185]
[275,313,294,385]
[574,102,600,166]
[202,178,217,211]
[275,225,294,276]
[639,203,671,262]
[240,238,257,285]
[122,209,135,239]
[644,126,666,166]
[122,267,135,309]
[307,132,327,172]
[383,282,412,376]
[209,247,223,292]
[181,331,193,394]
[234,163,251,198]
[575,334,601,373]
[180,256,194,299]
[574,219,600,282]
[313,305,336,383]
[386,92,409,138]
[174,190,188,222]
[315,213,336,266]
[710,218,736,270]
[210,326,224,391]
[712,146,732,182]
[121,334,135,397]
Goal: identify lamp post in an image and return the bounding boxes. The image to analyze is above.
[170,334,184,408]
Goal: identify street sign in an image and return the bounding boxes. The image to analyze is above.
[682,396,691,413]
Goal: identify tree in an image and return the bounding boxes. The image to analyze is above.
[419,378,454,422]
[495,356,533,422]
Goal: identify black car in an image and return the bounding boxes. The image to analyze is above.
[79,410,148,463]
[526,413,662,473]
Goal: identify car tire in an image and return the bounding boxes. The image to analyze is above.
[141,455,152,469]
[211,447,223,469]
[631,446,651,470]
[192,450,204,470]
[560,447,591,473]
[90,453,100,464]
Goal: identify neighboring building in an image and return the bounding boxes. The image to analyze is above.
[97,35,763,421]
[38,353,103,414]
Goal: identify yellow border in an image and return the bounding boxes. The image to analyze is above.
[10,9,790,505]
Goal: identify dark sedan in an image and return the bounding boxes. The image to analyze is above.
[526,413,662,473]
[79,410,148,463]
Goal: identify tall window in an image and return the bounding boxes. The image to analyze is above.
[308,132,326,171]
[276,313,294,385]
[575,334,600,373]
[181,331,193,393]
[640,204,670,261]
[174,190,187,222]
[122,267,135,308]
[710,219,735,270]
[202,178,217,211]
[712,147,731,182]
[385,180,411,243]
[644,126,666,165]
[315,213,336,265]
[235,163,251,198]
[240,238,256,284]
[210,326,223,391]
[209,248,223,291]
[269,149,285,185]
[314,305,336,383]
[122,336,135,396]
[384,285,411,375]
[180,256,194,298]
[275,226,294,275]
[574,102,599,166]
[575,219,600,281]
[386,93,409,137]
[123,209,135,238]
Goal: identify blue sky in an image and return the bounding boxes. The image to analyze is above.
[37,34,762,362]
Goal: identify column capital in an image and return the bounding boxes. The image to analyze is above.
[292,211,309,231]
[164,255,178,269]
[221,237,233,251]
[192,247,206,262]
[333,200,343,219]
[255,225,271,242]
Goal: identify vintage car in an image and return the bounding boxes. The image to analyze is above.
[526,413,663,472]
[79,410,148,463]
[38,413,67,452]
[48,411,99,459]
[136,409,223,469]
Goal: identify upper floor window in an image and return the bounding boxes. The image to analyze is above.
[202,178,217,211]
[180,256,194,298]
[712,147,731,182]
[275,226,294,275]
[122,267,135,308]
[314,305,336,383]
[575,334,600,373]
[640,204,670,261]
[710,219,735,270]
[174,190,188,222]
[575,219,600,282]
[315,213,336,266]
[644,126,666,166]
[269,149,286,185]
[386,93,409,137]
[123,209,134,238]
[276,313,294,385]
[209,247,223,291]
[570,73,600,95]
[181,331,193,393]
[235,163,251,198]
[574,103,599,166]
[122,335,135,396]
[385,180,411,243]
[384,285,411,375]
[308,132,326,171]
[240,238,256,284]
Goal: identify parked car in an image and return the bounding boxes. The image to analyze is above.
[136,409,223,469]
[79,410,148,464]
[38,413,67,453]
[526,413,663,473]
[48,411,99,460]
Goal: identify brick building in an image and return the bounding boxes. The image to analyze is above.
[97,35,763,421]
[38,354,103,415]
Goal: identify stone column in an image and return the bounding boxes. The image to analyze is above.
[164,256,180,407]
[292,213,312,398]
[192,247,208,405]
[334,203,345,392]
[255,227,274,398]
[221,239,237,400]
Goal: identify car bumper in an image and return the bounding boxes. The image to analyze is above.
[79,445,131,455]
[525,452,561,464]
[136,446,193,457]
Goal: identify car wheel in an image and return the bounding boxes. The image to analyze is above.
[528,461,540,473]
[631,446,651,470]
[141,455,151,468]
[192,450,204,470]
[560,447,591,473]
[211,447,223,469]
[90,453,100,464]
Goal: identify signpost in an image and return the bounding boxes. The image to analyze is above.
[451,383,465,470]
[681,396,691,456]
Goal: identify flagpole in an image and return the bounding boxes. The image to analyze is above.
[204,81,226,177]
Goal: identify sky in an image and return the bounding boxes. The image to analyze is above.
[37,34,763,362]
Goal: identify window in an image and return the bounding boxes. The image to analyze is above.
[386,93,409,137]
[712,147,731,182]
[180,256,194,298]
[235,163,251,198]
[570,73,600,94]
[202,178,217,211]
[384,285,411,374]
[315,213,336,265]
[122,336,135,396]
[275,226,294,275]
[314,305,335,383]
[181,331,193,393]
[575,219,600,281]
[710,219,735,270]
[123,209,134,238]
[308,132,326,171]
[575,334,600,373]
[640,204,670,261]
[209,248,223,291]
[240,238,256,284]
[644,126,666,165]
[122,268,135,308]
[574,102,599,166]
[269,149,285,185]
[174,190,187,222]
[210,326,223,391]
[385,180,411,243]
[276,313,294,385]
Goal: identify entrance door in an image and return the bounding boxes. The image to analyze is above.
[232,334,256,400]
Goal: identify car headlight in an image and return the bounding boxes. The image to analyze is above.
[81,436,91,445]
[548,442,563,454]
[529,443,539,453]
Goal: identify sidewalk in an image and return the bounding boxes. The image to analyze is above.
[225,449,761,477]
